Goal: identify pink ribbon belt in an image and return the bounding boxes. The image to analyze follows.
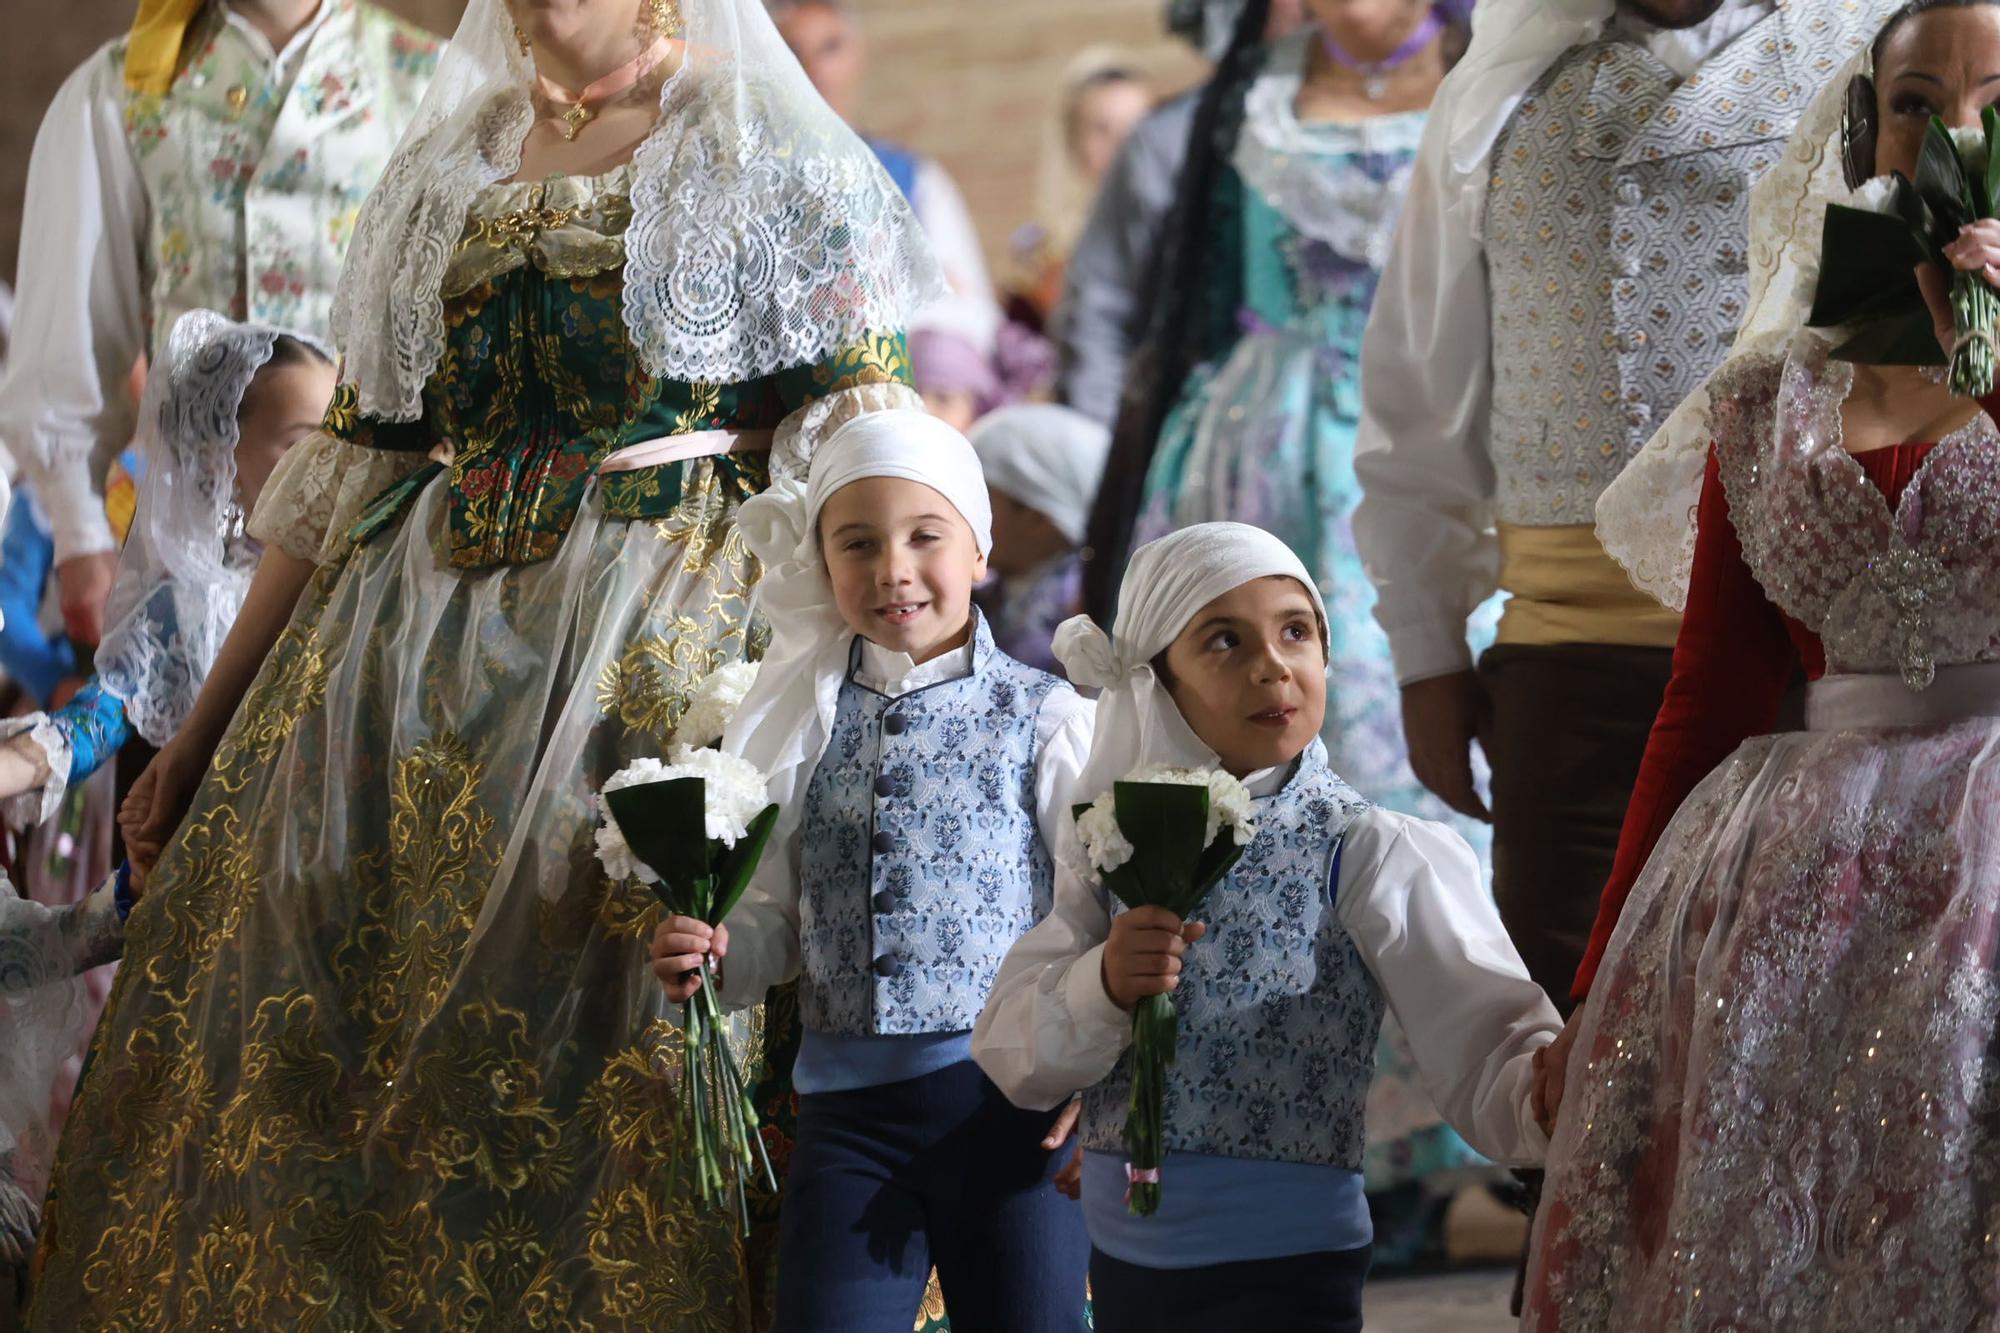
[426,428,775,473]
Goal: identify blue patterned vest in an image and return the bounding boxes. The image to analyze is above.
[798,619,1065,1036]
[1081,742,1380,1168]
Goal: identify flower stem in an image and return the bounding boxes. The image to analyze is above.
[1950,270,1999,397]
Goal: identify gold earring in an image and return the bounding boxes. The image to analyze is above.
[513,22,533,56]
[648,0,682,37]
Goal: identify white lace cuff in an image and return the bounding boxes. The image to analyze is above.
[0,714,71,832]
[767,382,926,484]
[248,430,430,565]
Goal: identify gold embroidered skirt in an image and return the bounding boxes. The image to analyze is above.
[31,470,765,1330]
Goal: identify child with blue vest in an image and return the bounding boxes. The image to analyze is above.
[650,408,1094,1332]
[973,522,1561,1333]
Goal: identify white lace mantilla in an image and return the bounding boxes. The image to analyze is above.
[1710,341,2000,689]
[1231,30,1426,268]
[330,0,944,422]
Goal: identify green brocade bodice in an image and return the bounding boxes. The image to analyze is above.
[323,166,911,568]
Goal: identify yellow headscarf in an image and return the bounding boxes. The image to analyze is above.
[123,0,206,95]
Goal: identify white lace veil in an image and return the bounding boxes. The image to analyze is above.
[97,311,320,747]
[1592,44,1867,611]
[331,0,945,422]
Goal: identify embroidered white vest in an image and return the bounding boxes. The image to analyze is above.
[1481,3,1882,527]
[117,0,437,352]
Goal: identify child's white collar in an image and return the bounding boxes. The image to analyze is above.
[854,635,976,698]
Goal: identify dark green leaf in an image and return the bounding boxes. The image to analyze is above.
[1808,204,1930,329]
[1918,117,1971,234]
[1984,108,2000,218]
[1112,782,1210,911]
[605,776,712,901]
[711,803,782,925]
[1826,307,1948,366]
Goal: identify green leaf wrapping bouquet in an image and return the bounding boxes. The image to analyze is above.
[594,664,779,1234]
[1811,111,2000,394]
[1073,765,1256,1216]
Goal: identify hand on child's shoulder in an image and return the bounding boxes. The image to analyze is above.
[1101,907,1207,1011]
[650,915,727,1003]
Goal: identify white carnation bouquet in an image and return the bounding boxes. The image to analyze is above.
[595,662,777,1231]
[1071,764,1255,1215]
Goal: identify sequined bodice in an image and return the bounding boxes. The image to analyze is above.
[1713,344,2000,688]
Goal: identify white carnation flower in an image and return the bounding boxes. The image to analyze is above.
[675,661,759,750]
[1075,802,1135,876]
[662,744,773,847]
[1071,764,1258,880]
[1953,124,1990,180]
[595,757,675,882]
[594,747,775,883]
[1846,174,1902,215]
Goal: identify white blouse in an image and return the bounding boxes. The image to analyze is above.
[972,796,1562,1167]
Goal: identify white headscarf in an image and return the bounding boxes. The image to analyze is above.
[330,0,944,421]
[968,403,1111,548]
[726,408,993,816]
[1054,522,1328,807]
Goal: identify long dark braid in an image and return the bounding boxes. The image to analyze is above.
[1079,0,1273,621]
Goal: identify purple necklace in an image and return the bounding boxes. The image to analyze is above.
[1321,7,1444,101]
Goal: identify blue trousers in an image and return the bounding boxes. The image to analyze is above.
[773,1060,1088,1333]
[1088,1244,1371,1333]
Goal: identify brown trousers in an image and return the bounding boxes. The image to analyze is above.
[1477,642,1674,1015]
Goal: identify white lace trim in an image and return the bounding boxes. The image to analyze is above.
[768,381,926,484]
[330,0,944,423]
[247,429,431,566]
[1232,32,1426,268]
[0,714,71,833]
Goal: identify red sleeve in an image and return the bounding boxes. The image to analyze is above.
[1570,449,1798,1001]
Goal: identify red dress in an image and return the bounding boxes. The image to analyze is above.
[1572,442,1937,999]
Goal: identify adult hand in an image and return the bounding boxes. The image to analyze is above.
[1399,670,1490,821]
[56,551,119,647]
[0,734,51,802]
[1101,906,1206,1011]
[1054,1142,1083,1201]
[650,916,727,1002]
[1042,1095,1082,1152]
[1531,1008,1585,1137]
[1917,218,2000,358]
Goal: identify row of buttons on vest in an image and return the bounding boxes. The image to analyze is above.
[870,709,912,978]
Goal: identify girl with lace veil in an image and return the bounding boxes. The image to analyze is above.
[1525,3,2000,1326]
[27,0,938,1324]
[1085,0,1499,1269]
[0,311,334,834]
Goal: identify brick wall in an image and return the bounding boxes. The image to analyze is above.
[0,1,1201,285]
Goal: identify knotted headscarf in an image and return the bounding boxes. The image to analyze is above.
[1056,521,1327,808]
[968,403,1112,549]
[726,408,993,817]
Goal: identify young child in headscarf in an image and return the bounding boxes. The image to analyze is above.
[649,408,1094,1332]
[0,312,334,824]
[969,403,1111,678]
[972,521,1560,1333]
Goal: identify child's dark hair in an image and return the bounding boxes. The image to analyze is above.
[266,335,333,371]
[236,335,334,424]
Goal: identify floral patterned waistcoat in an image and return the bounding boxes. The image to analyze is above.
[120,0,437,351]
[799,618,1063,1036]
[1081,741,1380,1169]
